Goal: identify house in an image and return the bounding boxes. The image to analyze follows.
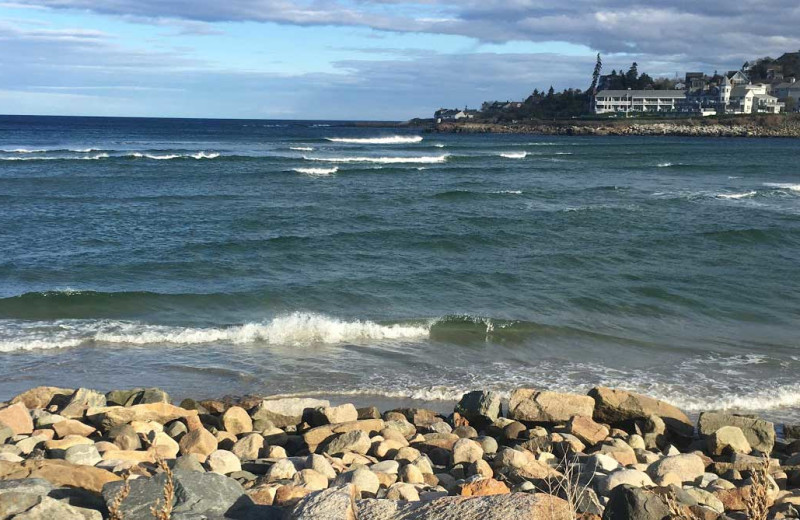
[774,79,800,101]
[719,78,783,113]
[594,89,686,114]
[726,70,750,85]
[434,108,478,123]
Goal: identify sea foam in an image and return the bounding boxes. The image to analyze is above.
[325,136,423,144]
[304,155,448,164]
[499,151,527,159]
[717,191,757,200]
[764,183,800,193]
[293,167,338,175]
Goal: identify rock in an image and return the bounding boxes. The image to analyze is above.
[293,468,329,491]
[322,430,371,456]
[589,387,693,438]
[11,387,74,410]
[252,397,330,428]
[684,487,724,514]
[508,389,594,423]
[64,444,102,466]
[452,438,484,465]
[459,478,510,496]
[52,419,96,439]
[707,425,751,456]
[267,458,298,481]
[307,454,337,480]
[698,412,775,454]
[178,427,217,462]
[493,447,557,479]
[207,449,242,475]
[468,459,494,479]
[274,484,314,507]
[172,454,205,472]
[386,482,420,501]
[597,469,655,495]
[598,439,637,467]
[372,460,400,474]
[15,435,47,455]
[399,464,424,484]
[567,415,609,446]
[454,391,502,428]
[290,485,357,520]
[647,453,705,483]
[453,425,478,439]
[304,419,385,452]
[357,492,572,520]
[427,421,452,435]
[0,493,101,520]
[86,403,198,431]
[0,403,34,435]
[310,404,359,426]
[101,449,157,463]
[221,406,253,435]
[334,468,380,497]
[232,433,264,461]
[60,389,107,419]
[149,431,180,459]
[602,485,670,520]
[0,425,13,445]
[0,459,120,493]
[102,468,250,520]
[476,436,498,455]
[44,435,94,452]
[109,424,141,451]
[358,407,381,420]
[387,408,439,428]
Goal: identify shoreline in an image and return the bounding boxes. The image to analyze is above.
[433,116,800,138]
[1,384,798,519]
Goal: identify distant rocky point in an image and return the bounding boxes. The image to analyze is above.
[0,385,798,519]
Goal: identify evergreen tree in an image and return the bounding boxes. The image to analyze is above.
[590,53,603,94]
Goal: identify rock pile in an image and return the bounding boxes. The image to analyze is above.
[0,385,798,519]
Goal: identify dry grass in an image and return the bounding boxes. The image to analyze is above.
[745,458,770,520]
[665,490,701,520]
[107,471,131,520]
[542,454,596,520]
[150,458,175,520]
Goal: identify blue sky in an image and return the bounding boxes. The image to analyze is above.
[1,0,798,119]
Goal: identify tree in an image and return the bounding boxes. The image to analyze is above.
[625,62,639,86]
[590,53,603,94]
[547,86,555,97]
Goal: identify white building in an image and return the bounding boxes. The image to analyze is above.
[594,90,686,114]
[720,77,783,114]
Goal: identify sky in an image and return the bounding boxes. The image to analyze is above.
[1,1,799,120]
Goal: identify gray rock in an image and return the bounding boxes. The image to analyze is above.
[322,430,370,456]
[0,425,13,445]
[251,398,329,428]
[172,455,206,472]
[698,412,775,454]
[60,389,107,419]
[102,469,251,520]
[0,479,54,496]
[0,493,100,520]
[602,485,670,520]
[454,391,502,428]
[590,387,693,439]
[105,387,170,407]
[64,445,102,466]
[290,485,357,520]
[508,389,594,423]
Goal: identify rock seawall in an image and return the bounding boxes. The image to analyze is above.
[1,385,799,519]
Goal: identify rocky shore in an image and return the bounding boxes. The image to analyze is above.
[0,385,798,519]
[435,117,800,138]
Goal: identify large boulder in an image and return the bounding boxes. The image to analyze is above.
[86,403,198,431]
[10,387,74,410]
[290,485,357,520]
[647,454,705,484]
[602,485,670,520]
[0,493,101,520]
[105,388,170,407]
[589,387,692,438]
[303,419,385,453]
[707,425,751,456]
[508,389,594,423]
[60,389,107,419]
[251,398,330,428]
[356,493,572,520]
[697,412,774,454]
[455,391,502,428]
[0,459,120,494]
[101,469,253,520]
[0,403,33,435]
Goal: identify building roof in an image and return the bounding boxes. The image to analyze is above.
[596,90,685,98]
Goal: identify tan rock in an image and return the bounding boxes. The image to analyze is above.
[232,433,264,460]
[274,484,314,507]
[508,389,594,423]
[31,429,55,440]
[52,419,96,438]
[129,420,163,436]
[149,431,180,459]
[459,478,510,496]
[101,449,157,463]
[0,403,33,435]
[11,386,74,409]
[248,483,281,505]
[567,415,609,446]
[222,406,253,435]
[86,403,198,430]
[178,427,217,462]
[207,449,242,475]
[589,387,692,437]
[0,459,120,493]
[293,468,329,491]
[303,419,385,452]
[708,426,751,456]
[44,435,95,451]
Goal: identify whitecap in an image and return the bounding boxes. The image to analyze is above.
[717,191,757,200]
[499,151,527,159]
[325,136,423,144]
[656,162,674,168]
[304,155,448,164]
[492,190,522,195]
[764,183,800,193]
[293,167,338,175]
[290,147,314,151]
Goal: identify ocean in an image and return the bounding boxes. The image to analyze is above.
[1,115,799,420]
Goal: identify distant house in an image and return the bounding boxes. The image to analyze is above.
[719,78,783,114]
[434,108,478,123]
[774,78,800,103]
[594,89,685,114]
[726,70,750,85]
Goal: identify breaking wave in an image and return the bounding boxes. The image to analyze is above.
[499,151,527,159]
[128,152,220,160]
[290,147,314,151]
[716,191,757,200]
[293,167,338,175]
[325,136,423,144]
[764,183,800,193]
[304,155,448,164]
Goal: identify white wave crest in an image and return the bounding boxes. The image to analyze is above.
[325,136,423,144]
[499,151,527,159]
[764,183,800,193]
[717,191,757,200]
[293,167,338,175]
[0,153,109,161]
[492,190,522,195]
[304,155,448,164]
[1,148,47,154]
[290,147,314,151]
[433,144,446,148]
[0,313,429,352]
[129,152,220,160]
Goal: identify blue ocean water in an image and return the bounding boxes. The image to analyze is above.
[1,115,800,419]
